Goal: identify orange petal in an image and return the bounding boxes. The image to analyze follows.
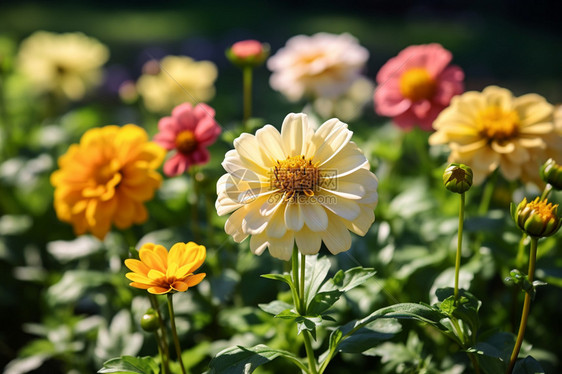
[124,259,150,276]
[129,282,151,290]
[139,247,167,272]
[184,273,206,287]
[148,286,171,295]
[171,281,188,292]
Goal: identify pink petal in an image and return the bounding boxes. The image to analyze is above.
[374,82,411,117]
[195,117,221,146]
[158,116,179,133]
[163,153,190,176]
[421,43,453,77]
[172,103,197,131]
[189,147,210,165]
[411,100,432,118]
[193,103,216,121]
[153,133,177,150]
[433,65,464,105]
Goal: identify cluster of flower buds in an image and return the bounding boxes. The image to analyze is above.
[512,197,561,238]
[226,40,270,68]
[442,163,473,194]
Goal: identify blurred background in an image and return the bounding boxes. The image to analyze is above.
[1,1,562,373]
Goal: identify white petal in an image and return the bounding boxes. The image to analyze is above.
[266,204,288,238]
[280,113,309,157]
[234,133,274,174]
[317,190,360,220]
[216,192,243,216]
[321,212,352,255]
[300,203,329,232]
[268,231,295,261]
[295,226,322,255]
[284,202,304,231]
[242,196,270,234]
[260,193,285,216]
[310,120,353,165]
[225,206,250,242]
[256,125,286,161]
[344,205,375,236]
[321,142,369,178]
[250,233,269,255]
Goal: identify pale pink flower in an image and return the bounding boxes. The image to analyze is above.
[374,43,464,131]
[154,103,221,176]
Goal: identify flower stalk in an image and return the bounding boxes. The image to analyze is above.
[506,237,538,374]
[243,66,253,124]
[454,192,465,303]
[148,295,170,374]
[167,293,187,374]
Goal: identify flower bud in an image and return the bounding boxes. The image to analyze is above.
[226,40,270,68]
[140,308,159,332]
[511,197,562,238]
[540,158,562,190]
[443,163,473,194]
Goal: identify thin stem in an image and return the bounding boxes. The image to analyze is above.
[454,192,465,303]
[300,253,306,313]
[189,168,202,243]
[478,171,497,216]
[540,184,553,201]
[167,294,187,374]
[243,66,253,124]
[290,248,317,374]
[506,237,538,374]
[469,354,482,374]
[148,295,170,374]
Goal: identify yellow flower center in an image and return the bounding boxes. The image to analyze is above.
[272,155,319,200]
[399,68,436,102]
[477,106,519,141]
[175,130,197,155]
[527,197,557,222]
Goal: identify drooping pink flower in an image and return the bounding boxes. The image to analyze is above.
[154,103,221,176]
[374,43,464,131]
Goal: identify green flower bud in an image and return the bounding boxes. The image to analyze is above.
[226,40,270,68]
[511,197,562,238]
[443,163,473,194]
[140,308,159,332]
[540,158,562,190]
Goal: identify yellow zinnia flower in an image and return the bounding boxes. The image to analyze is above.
[429,86,562,185]
[17,31,109,101]
[216,113,378,261]
[51,125,165,239]
[136,55,217,113]
[125,242,206,295]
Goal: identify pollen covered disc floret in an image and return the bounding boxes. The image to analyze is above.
[216,113,378,261]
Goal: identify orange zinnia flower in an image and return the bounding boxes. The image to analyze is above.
[51,124,165,239]
[124,242,206,294]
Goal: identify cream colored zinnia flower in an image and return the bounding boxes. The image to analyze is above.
[429,86,562,185]
[136,55,217,113]
[216,113,378,261]
[17,31,109,101]
[267,33,369,102]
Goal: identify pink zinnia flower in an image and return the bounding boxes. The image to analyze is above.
[231,40,264,59]
[374,43,464,131]
[154,103,221,176]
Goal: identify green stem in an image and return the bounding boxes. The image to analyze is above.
[243,66,253,125]
[478,171,497,216]
[167,294,187,374]
[291,248,317,374]
[454,192,465,303]
[190,168,202,243]
[506,237,538,374]
[148,295,170,374]
[540,184,553,201]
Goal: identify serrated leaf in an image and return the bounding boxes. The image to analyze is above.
[98,356,159,374]
[208,344,307,373]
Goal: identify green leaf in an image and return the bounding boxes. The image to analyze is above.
[306,290,342,316]
[258,300,293,316]
[47,270,110,305]
[320,267,376,293]
[208,344,307,373]
[296,316,322,340]
[513,356,545,374]
[261,273,293,287]
[303,256,331,309]
[337,319,402,353]
[354,303,447,331]
[98,356,159,374]
[435,288,481,336]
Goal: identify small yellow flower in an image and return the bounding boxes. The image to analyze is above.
[512,197,561,238]
[17,31,109,100]
[125,242,206,295]
[430,86,562,185]
[136,55,217,113]
[51,125,165,239]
